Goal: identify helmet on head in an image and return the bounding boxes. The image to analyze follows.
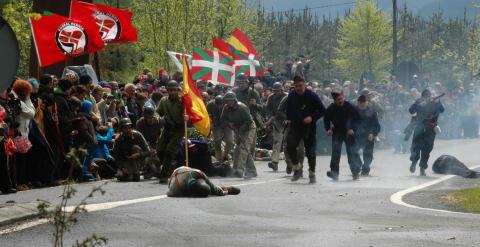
[272,82,283,91]
[360,89,370,96]
[235,73,248,82]
[143,106,155,117]
[421,89,431,97]
[188,178,210,197]
[166,80,179,90]
[119,118,133,128]
[214,95,223,105]
[223,92,237,101]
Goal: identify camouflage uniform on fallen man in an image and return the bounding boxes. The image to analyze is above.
[167,166,240,197]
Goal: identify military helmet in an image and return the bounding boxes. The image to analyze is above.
[214,95,223,105]
[223,92,237,101]
[421,89,431,97]
[235,73,248,82]
[188,178,210,197]
[119,118,133,128]
[360,88,370,96]
[272,82,283,91]
[143,106,155,117]
[166,80,179,90]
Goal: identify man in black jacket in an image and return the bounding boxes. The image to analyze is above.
[285,76,325,183]
[355,95,381,176]
[324,91,362,180]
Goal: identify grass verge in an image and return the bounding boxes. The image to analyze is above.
[443,187,480,213]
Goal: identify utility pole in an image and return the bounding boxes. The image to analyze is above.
[392,0,398,75]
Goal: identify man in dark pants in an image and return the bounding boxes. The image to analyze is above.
[324,91,362,180]
[285,76,325,183]
[355,95,381,176]
[409,89,444,176]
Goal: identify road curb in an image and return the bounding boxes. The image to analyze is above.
[0,202,40,227]
[390,165,480,215]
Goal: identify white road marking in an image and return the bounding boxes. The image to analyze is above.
[390,165,480,215]
[0,178,284,235]
[0,219,48,235]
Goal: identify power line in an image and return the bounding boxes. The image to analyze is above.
[268,2,356,14]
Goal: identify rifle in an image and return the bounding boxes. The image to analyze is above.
[404,93,445,139]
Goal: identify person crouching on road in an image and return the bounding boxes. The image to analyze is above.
[167,166,240,197]
[220,92,257,179]
[324,91,363,181]
[113,118,153,182]
[285,76,325,183]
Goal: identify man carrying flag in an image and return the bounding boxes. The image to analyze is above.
[156,54,211,183]
[156,80,185,183]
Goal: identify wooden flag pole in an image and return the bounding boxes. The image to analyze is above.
[184,109,189,167]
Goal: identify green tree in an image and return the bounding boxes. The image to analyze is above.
[128,0,271,78]
[2,0,33,78]
[334,0,392,80]
[467,10,480,78]
[421,39,468,84]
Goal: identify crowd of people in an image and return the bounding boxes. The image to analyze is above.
[0,57,479,196]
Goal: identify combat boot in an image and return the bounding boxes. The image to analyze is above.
[286,166,292,175]
[420,168,426,176]
[309,170,316,184]
[222,186,241,195]
[409,161,417,173]
[268,162,278,171]
[159,177,168,184]
[326,171,339,181]
[291,164,302,182]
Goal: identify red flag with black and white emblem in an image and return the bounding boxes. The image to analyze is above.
[29,12,105,67]
[70,0,138,43]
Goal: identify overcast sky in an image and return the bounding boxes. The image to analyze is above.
[252,0,479,18]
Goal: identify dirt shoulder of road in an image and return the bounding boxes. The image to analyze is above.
[403,173,480,214]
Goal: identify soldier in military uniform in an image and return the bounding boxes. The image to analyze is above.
[232,73,261,105]
[113,118,152,182]
[167,166,241,197]
[220,92,257,179]
[265,82,288,171]
[156,80,186,183]
[206,95,234,162]
[277,95,305,175]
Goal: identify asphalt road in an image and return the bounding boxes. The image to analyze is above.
[1,139,480,247]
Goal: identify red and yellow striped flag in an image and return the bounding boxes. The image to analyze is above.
[182,54,211,137]
[226,28,257,57]
[212,37,232,57]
